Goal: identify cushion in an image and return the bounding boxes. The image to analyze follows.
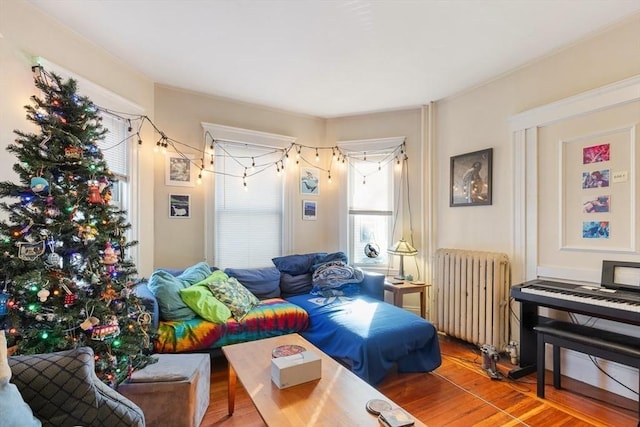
[224,267,281,299]
[272,253,327,275]
[179,284,231,323]
[279,273,313,298]
[147,262,212,321]
[0,331,41,427]
[195,271,260,320]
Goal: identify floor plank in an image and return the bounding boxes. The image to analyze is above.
[201,334,638,426]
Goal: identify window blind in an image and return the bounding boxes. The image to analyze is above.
[214,143,283,269]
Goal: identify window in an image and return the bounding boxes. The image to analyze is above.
[348,153,393,267]
[202,123,296,269]
[338,137,404,270]
[33,58,142,264]
[98,113,129,212]
[214,142,284,268]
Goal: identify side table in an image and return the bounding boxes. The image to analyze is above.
[384,278,430,318]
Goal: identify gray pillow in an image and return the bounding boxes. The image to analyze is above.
[224,267,281,299]
[279,273,313,298]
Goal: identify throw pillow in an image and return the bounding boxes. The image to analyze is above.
[224,267,281,299]
[272,253,327,275]
[147,262,212,321]
[179,284,231,323]
[0,331,42,427]
[279,273,313,298]
[196,271,260,320]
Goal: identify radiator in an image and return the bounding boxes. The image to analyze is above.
[434,248,510,350]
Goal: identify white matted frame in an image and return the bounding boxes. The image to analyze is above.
[300,167,320,195]
[510,75,640,284]
[559,126,635,252]
[169,194,190,218]
[165,153,195,187]
[302,200,317,220]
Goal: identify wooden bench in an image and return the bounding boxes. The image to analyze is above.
[534,320,640,421]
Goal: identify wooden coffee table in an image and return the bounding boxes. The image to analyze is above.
[222,333,427,426]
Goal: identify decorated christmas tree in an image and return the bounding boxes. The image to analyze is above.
[0,69,155,388]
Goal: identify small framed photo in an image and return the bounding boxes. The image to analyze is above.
[302,200,317,220]
[450,148,493,207]
[300,167,319,195]
[169,194,190,218]
[166,153,194,187]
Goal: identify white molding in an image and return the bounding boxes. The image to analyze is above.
[201,122,297,147]
[33,57,144,113]
[509,74,640,131]
[337,136,405,152]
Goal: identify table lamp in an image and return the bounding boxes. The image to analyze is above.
[387,239,417,280]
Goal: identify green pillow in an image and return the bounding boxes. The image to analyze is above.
[147,262,212,321]
[179,284,231,323]
[195,271,260,320]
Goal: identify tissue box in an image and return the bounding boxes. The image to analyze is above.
[271,350,321,389]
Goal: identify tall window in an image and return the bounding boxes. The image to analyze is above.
[214,142,284,268]
[347,152,394,267]
[338,137,405,270]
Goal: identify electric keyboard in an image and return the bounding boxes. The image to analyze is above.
[508,279,640,378]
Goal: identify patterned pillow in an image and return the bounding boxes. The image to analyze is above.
[196,271,260,320]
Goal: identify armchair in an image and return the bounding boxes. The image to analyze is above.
[9,347,145,427]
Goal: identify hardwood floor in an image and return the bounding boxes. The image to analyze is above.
[200,334,638,426]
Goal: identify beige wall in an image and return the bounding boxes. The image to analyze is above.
[152,85,328,268]
[434,13,640,264]
[0,1,156,276]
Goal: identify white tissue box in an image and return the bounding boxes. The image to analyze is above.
[271,350,322,389]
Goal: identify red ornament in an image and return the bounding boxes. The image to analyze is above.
[88,182,103,204]
[64,293,77,306]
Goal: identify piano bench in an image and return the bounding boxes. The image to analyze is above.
[534,320,640,420]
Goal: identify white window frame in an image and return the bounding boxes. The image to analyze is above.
[33,58,143,264]
[337,136,405,273]
[201,123,296,267]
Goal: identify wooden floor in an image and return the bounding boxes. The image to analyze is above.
[200,334,638,427]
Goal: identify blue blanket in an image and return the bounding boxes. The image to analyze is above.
[286,294,441,384]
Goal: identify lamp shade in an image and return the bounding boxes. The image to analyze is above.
[387,239,418,256]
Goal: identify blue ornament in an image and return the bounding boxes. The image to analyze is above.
[30,176,49,193]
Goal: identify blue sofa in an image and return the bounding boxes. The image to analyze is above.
[135,253,441,384]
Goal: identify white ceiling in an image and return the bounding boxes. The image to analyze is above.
[28,0,640,118]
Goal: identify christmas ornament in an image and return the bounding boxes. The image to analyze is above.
[61,283,77,306]
[91,316,120,341]
[37,288,50,302]
[102,242,118,266]
[80,316,100,331]
[17,240,45,261]
[0,291,9,316]
[64,146,83,159]
[88,181,103,204]
[30,176,49,193]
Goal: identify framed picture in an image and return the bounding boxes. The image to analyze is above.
[450,148,493,207]
[169,194,190,218]
[300,167,319,195]
[166,153,194,187]
[302,200,317,220]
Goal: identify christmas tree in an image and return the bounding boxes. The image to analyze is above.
[0,68,155,388]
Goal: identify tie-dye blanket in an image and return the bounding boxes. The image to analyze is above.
[154,298,309,353]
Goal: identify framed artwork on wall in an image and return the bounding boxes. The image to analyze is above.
[166,153,194,187]
[302,200,317,220]
[450,148,493,207]
[300,167,319,195]
[169,194,190,218]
